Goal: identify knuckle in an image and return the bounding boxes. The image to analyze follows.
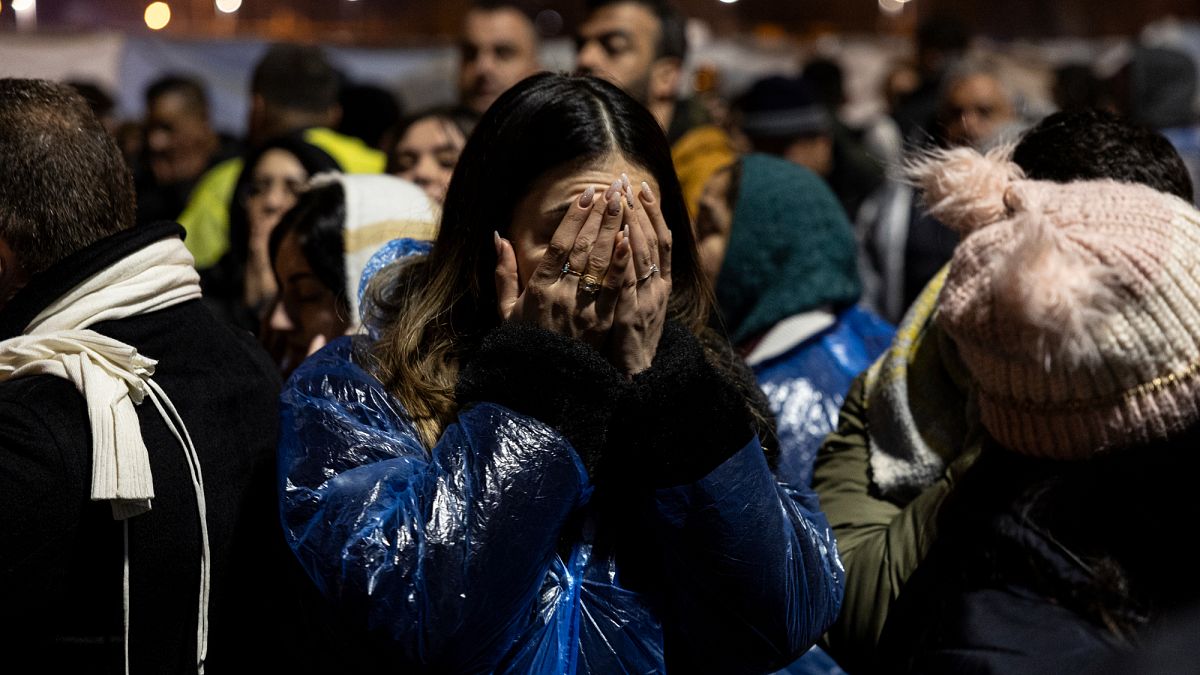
[572,237,593,255]
[546,241,570,260]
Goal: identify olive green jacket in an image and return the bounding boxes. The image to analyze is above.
[812,267,984,673]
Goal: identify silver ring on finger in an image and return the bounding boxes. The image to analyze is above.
[637,263,660,284]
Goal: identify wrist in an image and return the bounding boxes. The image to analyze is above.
[457,322,628,476]
[610,322,759,487]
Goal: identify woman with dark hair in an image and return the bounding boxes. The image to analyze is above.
[278,73,842,673]
[265,173,437,377]
[385,106,478,205]
[200,135,340,332]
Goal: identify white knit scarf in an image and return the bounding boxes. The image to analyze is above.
[0,236,210,673]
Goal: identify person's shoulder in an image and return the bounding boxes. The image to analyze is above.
[171,300,281,385]
[0,375,89,458]
[193,156,243,195]
[284,336,383,406]
[96,300,281,394]
[837,305,897,358]
[0,374,79,410]
[670,124,733,158]
[302,127,385,174]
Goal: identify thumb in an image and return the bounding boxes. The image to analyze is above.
[306,332,329,357]
[494,231,520,320]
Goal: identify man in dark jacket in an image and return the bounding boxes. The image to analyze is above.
[0,79,282,672]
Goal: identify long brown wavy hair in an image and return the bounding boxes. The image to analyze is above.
[363,74,718,448]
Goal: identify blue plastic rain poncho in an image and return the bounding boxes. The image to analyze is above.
[755,307,895,489]
[278,321,844,673]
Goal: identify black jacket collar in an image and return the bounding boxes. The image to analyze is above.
[0,221,186,341]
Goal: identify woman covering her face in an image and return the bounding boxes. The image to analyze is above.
[277,73,843,673]
[201,136,340,333]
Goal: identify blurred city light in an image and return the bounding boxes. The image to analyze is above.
[215,0,241,14]
[11,0,33,11]
[144,1,170,30]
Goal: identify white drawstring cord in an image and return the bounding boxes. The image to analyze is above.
[0,236,209,673]
[123,520,131,675]
[144,378,211,674]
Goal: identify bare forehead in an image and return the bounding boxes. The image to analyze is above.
[948,73,1007,102]
[401,117,457,146]
[464,8,537,45]
[254,149,306,177]
[580,3,661,44]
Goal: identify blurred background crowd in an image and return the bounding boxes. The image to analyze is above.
[5,4,1200,672]
[4,0,1199,341]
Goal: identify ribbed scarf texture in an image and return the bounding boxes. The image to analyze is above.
[0,236,202,517]
[0,235,210,673]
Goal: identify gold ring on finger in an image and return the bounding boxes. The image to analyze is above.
[561,261,583,277]
[580,274,602,294]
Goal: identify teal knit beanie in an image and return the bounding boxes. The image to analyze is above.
[715,153,862,346]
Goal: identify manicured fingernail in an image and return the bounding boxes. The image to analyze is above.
[640,181,654,202]
[606,179,622,201]
[607,194,622,215]
[579,186,595,208]
[621,172,631,189]
[623,223,630,240]
[623,182,635,208]
[493,230,501,253]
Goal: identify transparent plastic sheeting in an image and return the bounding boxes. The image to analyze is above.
[757,306,895,489]
[278,338,845,673]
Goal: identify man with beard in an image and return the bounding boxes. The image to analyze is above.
[576,0,733,217]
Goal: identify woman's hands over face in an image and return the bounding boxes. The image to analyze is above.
[601,174,672,377]
[495,180,632,351]
[495,174,672,377]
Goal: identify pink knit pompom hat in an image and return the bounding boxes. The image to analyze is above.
[909,145,1200,460]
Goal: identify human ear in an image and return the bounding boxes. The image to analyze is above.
[0,238,29,310]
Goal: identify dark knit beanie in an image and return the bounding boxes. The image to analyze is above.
[715,154,861,346]
[738,75,832,140]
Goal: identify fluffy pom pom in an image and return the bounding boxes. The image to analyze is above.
[991,209,1116,368]
[905,144,1024,234]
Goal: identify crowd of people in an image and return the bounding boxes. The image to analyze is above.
[2,0,1200,673]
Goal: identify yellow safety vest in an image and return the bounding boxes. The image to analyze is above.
[177,127,386,269]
